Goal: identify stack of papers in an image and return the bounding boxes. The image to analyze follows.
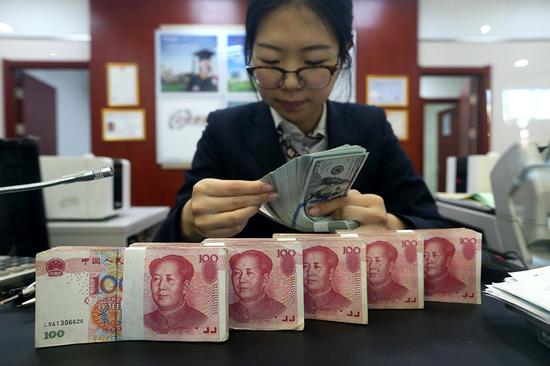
[485,266,550,328]
[259,145,368,232]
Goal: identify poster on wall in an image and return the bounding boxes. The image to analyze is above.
[227,35,254,92]
[155,26,258,167]
[159,34,219,93]
[385,109,408,141]
[156,98,226,167]
[366,75,409,107]
[106,63,140,106]
[155,26,356,167]
[102,108,146,141]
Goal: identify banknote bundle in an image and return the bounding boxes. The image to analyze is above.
[35,245,229,348]
[203,238,305,331]
[362,231,424,309]
[259,145,368,232]
[416,228,482,304]
[282,237,369,324]
[338,228,482,305]
[276,232,424,311]
[35,229,482,348]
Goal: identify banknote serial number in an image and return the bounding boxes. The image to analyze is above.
[44,318,84,327]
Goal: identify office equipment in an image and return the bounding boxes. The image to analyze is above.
[0,166,113,194]
[0,138,49,256]
[0,280,35,306]
[445,154,499,193]
[491,142,550,265]
[40,155,131,220]
[437,142,550,267]
[0,256,35,290]
[47,206,169,246]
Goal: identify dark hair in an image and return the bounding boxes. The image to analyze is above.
[245,0,354,70]
[425,237,456,258]
[149,255,194,282]
[367,241,399,262]
[304,245,339,269]
[230,249,273,275]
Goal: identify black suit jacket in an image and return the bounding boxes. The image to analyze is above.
[155,101,448,242]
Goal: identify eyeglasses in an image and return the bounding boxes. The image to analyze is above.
[246,64,339,90]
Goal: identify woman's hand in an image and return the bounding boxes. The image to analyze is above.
[307,189,407,231]
[181,179,278,241]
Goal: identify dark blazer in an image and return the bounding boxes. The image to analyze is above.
[154,101,448,242]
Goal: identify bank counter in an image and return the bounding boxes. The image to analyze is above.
[0,296,547,366]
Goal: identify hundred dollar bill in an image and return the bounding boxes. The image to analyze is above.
[35,245,228,348]
[345,231,424,309]
[275,236,368,324]
[203,238,304,331]
[260,145,368,232]
[416,228,482,304]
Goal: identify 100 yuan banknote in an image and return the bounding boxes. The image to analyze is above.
[35,247,125,348]
[35,245,229,348]
[296,238,368,324]
[203,239,304,331]
[363,231,424,309]
[417,228,482,304]
[122,246,229,342]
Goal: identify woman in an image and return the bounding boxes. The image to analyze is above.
[155,0,448,242]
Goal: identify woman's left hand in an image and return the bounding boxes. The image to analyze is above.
[307,189,407,231]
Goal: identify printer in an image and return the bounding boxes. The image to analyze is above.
[491,142,550,265]
[39,156,131,220]
[437,142,550,267]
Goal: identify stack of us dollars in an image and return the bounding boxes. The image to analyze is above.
[259,145,368,232]
[35,245,229,348]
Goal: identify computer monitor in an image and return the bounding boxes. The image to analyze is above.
[0,139,49,256]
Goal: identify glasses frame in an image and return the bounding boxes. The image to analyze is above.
[246,64,339,90]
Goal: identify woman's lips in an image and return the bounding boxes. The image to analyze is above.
[278,100,306,111]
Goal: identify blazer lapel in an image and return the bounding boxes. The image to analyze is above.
[243,103,286,174]
[327,101,355,148]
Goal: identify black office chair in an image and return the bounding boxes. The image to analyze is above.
[0,138,49,256]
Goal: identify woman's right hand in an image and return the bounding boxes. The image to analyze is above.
[181,179,278,241]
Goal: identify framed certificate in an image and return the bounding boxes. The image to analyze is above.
[367,75,409,107]
[385,109,409,141]
[102,108,146,141]
[106,63,140,107]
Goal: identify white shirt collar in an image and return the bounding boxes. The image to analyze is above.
[269,103,327,137]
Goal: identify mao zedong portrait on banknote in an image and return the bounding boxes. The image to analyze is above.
[424,237,467,295]
[367,241,409,302]
[229,250,286,322]
[303,246,352,313]
[144,255,207,333]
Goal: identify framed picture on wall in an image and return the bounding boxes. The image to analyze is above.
[102,108,146,141]
[106,63,140,107]
[385,109,408,141]
[366,75,409,107]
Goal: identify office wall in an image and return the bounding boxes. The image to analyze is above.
[25,69,91,156]
[419,41,550,154]
[0,39,89,139]
[90,0,421,206]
